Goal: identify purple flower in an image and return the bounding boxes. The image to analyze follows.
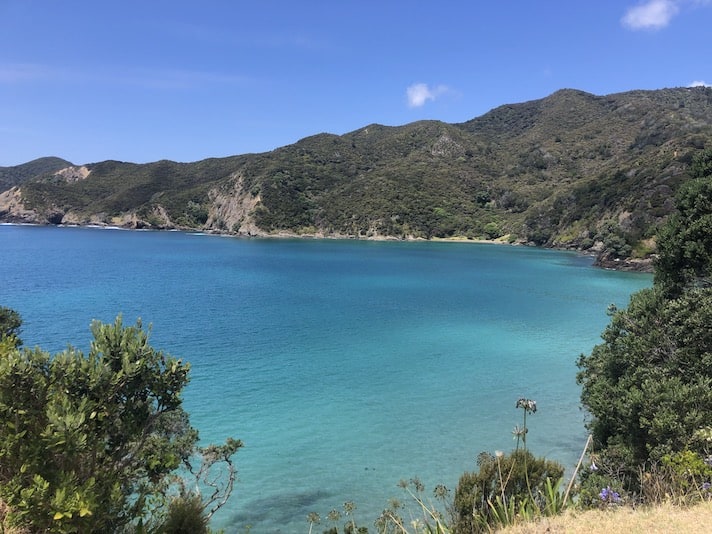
[703,482,711,491]
[599,486,621,504]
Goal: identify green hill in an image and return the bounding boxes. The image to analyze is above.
[2,87,712,267]
[0,157,73,191]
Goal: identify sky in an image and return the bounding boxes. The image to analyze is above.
[1,0,710,167]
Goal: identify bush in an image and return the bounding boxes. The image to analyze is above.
[0,306,22,345]
[453,450,564,533]
[0,312,240,532]
[158,495,209,534]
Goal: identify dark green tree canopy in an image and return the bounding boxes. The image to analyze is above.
[655,149,712,296]
[0,306,22,345]
[578,148,712,488]
[578,287,712,466]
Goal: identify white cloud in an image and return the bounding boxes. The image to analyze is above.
[406,83,448,108]
[689,80,711,87]
[621,0,680,30]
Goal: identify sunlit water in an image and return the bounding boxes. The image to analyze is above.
[0,225,651,532]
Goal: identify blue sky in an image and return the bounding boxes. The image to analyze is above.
[1,0,710,166]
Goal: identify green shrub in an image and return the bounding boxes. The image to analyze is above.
[453,450,564,533]
[482,222,502,239]
[0,311,240,532]
[576,456,628,509]
[158,495,209,534]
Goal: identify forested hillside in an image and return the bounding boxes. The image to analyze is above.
[2,87,712,267]
[0,157,72,192]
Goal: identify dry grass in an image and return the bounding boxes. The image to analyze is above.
[498,501,712,534]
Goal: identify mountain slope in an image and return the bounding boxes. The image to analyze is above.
[2,87,712,266]
[0,157,73,191]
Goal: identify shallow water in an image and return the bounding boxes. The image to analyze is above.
[0,225,651,532]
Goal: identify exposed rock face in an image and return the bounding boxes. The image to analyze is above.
[430,134,465,158]
[0,187,44,223]
[205,173,263,235]
[0,166,92,224]
[55,166,91,183]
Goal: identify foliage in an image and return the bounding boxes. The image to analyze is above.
[452,450,564,533]
[577,450,712,509]
[308,399,567,533]
[317,500,368,534]
[0,306,22,346]
[373,479,452,533]
[655,149,712,296]
[660,450,712,496]
[157,494,209,534]
[595,221,633,260]
[0,312,240,532]
[578,150,712,498]
[576,458,630,509]
[451,397,564,533]
[578,287,712,472]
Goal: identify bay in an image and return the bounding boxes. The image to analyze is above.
[0,225,651,532]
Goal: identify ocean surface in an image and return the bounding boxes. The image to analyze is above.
[0,225,651,532]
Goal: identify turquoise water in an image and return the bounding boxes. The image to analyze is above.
[0,225,651,532]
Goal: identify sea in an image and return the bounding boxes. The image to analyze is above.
[0,224,652,532]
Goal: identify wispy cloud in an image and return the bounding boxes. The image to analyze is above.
[0,62,249,90]
[689,80,711,87]
[621,0,680,30]
[0,63,56,84]
[621,0,712,30]
[406,83,449,108]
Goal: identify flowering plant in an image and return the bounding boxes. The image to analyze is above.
[599,486,621,505]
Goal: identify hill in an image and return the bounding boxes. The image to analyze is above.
[2,87,712,267]
[0,157,73,191]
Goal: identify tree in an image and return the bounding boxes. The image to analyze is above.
[655,149,712,296]
[577,287,712,467]
[577,148,712,490]
[0,306,22,346]
[0,313,241,532]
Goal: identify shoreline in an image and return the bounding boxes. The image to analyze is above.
[0,221,654,273]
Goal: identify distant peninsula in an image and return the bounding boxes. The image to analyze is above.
[2,86,712,270]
